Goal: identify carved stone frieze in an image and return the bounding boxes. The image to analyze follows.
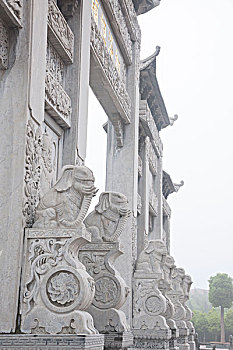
[90,16,131,123]
[45,70,72,128]
[140,100,163,156]
[47,0,74,64]
[46,41,64,85]
[145,137,158,176]
[0,17,8,69]
[0,0,23,27]
[101,0,132,64]
[120,0,141,42]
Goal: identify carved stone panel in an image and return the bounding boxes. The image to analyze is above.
[47,0,74,64]
[45,41,72,127]
[0,0,23,28]
[0,17,8,69]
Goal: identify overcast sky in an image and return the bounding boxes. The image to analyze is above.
[86,0,233,290]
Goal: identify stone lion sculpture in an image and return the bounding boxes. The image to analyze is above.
[135,240,167,274]
[33,165,98,228]
[84,192,130,242]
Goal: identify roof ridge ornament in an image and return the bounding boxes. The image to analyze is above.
[169,114,178,126]
[140,46,160,71]
[174,180,184,192]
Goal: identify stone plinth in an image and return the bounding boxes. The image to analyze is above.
[0,334,104,350]
[20,227,97,335]
[79,242,133,349]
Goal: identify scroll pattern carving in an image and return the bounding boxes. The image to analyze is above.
[91,17,131,122]
[47,0,74,63]
[0,18,8,69]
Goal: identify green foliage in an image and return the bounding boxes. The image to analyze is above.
[187,288,211,313]
[208,273,233,308]
[225,308,233,340]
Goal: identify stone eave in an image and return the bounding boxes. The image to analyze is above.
[162,171,184,199]
[140,49,170,131]
[133,0,161,16]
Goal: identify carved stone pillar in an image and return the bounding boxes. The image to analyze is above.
[182,275,196,350]
[19,165,104,349]
[167,268,190,350]
[80,192,133,349]
[133,240,171,349]
[159,255,179,350]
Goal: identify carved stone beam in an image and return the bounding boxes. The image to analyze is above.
[0,0,23,28]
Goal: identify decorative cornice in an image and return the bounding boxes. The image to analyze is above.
[133,0,161,16]
[140,48,170,132]
[162,171,184,199]
[0,0,23,28]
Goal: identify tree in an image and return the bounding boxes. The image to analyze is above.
[225,308,233,341]
[208,273,233,343]
[192,310,209,342]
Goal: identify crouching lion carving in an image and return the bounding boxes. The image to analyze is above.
[33,165,98,228]
[84,192,130,242]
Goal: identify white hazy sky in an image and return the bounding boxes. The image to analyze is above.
[86,0,233,289]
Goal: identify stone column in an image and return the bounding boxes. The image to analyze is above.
[167,268,190,350]
[159,255,179,350]
[132,240,171,349]
[79,191,133,349]
[182,275,196,350]
[105,37,141,326]
[0,0,45,333]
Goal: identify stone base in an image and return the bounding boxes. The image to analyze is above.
[104,332,133,349]
[132,336,170,350]
[0,334,105,350]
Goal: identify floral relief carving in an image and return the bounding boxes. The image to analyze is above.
[45,70,72,127]
[47,0,74,63]
[94,276,118,306]
[47,41,64,85]
[0,18,9,69]
[23,121,42,227]
[91,17,131,122]
[47,272,79,306]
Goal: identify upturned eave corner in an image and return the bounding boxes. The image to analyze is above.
[132,0,161,16]
[140,47,170,131]
[162,170,184,199]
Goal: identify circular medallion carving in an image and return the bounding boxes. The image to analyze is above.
[41,266,89,313]
[92,274,120,309]
[145,295,163,315]
[47,272,79,307]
